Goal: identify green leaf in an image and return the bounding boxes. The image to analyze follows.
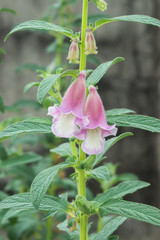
[94,132,133,166]
[37,70,77,103]
[0,192,68,222]
[107,115,160,133]
[117,173,138,181]
[0,8,16,15]
[89,166,110,180]
[10,99,41,111]
[107,236,119,240]
[0,95,5,113]
[93,216,126,240]
[5,20,73,41]
[50,143,73,157]
[16,63,46,73]
[100,199,160,226]
[37,74,60,103]
[106,108,135,116]
[1,153,42,168]
[86,57,124,86]
[24,82,40,93]
[94,180,150,204]
[94,14,160,31]
[30,162,70,208]
[0,118,52,141]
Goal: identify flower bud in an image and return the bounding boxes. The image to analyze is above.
[67,39,79,64]
[82,155,96,170]
[94,0,107,11]
[85,29,98,55]
[75,195,90,214]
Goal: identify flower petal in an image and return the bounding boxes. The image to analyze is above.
[81,128,105,155]
[52,113,77,138]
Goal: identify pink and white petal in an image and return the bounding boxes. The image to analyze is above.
[81,128,105,155]
[74,129,87,140]
[102,126,118,138]
[75,116,89,127]
[51,113,77,138]
[47,105,61,118]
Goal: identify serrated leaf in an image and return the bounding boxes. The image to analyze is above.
[50,142,73,157]
[0,8,16,15]
[86,57,124,86]
[95,180,150,204]
[30,162,70,208]
[94,132,133,166]
[5,20,73,41]
[89,166,110,180]
[0,118,52,141]
[106,108,135,116]
[0,193,68,222]
[23,82,40,93]
[94,15,160,31]
[1,153,42,168]
[107,115,160,133]
[93,216,126,240]
[37,74,61,103]
[37,70,77,103]
[100,199,160,226]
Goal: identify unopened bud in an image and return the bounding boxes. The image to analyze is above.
[93,0,107,11]
[75,195,90,214]
[67,39,79,64]
[85,29,98,55]
[82,155,96,170]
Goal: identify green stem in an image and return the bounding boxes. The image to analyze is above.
[80,0,88,71]
[78,147,88,240]
[78,0,89,239]
[46,217,52,240]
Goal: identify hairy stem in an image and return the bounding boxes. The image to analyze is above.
[78,146,88,240]
[80,0,88,71]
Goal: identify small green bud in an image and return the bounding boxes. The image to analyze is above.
[93,0,108,11]
[75,195,90,214]
[82,155,96,170]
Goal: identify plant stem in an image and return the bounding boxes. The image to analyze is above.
[80,0,88,71]
[78,146,88,240]
[78,0,89,239]
[46,217,52,240]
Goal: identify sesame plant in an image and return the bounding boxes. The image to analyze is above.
[0,0,160,240]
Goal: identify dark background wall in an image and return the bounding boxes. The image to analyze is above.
[0,0,160,239]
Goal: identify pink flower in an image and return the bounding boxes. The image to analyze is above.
[48,71,88,138]
[67,39,79,64]
[85,29,98,55]
[75,85,117,155]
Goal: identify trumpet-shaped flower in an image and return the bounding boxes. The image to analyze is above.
[67,39,80,64]
[48,71,88,138]
[85,29,98,55]
[75,85,117,155]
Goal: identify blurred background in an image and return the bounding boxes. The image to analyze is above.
[0,0,160,239]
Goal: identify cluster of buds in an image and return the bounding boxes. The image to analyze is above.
[67,29,98,64]
[48,71,117,155]
[93,0,108,11]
